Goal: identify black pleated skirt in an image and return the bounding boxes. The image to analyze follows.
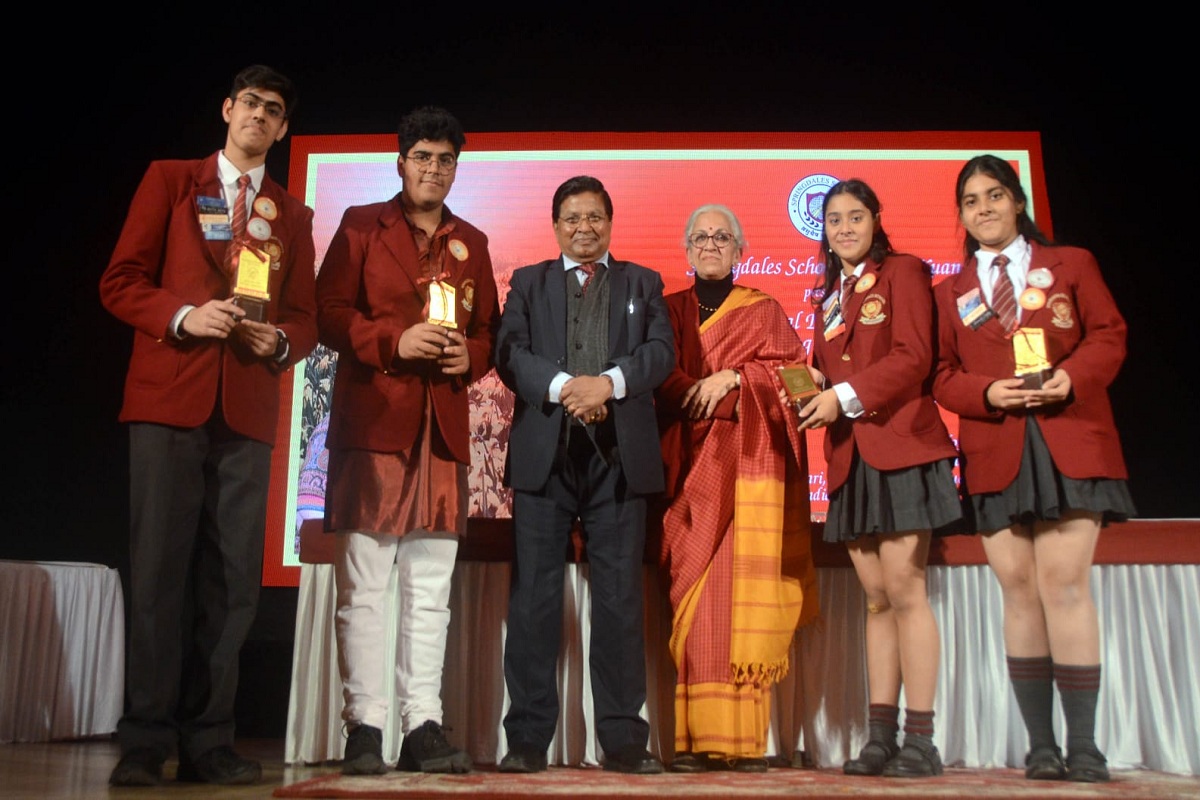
[823,454,965,543]
[965,416,1137,533]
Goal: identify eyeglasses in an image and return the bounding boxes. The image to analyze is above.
[559,213,608,229]
[406,150,458,173]
[235,93,286,120]
[688,232,736,248]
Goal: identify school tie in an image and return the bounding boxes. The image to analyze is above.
[232,174,251,240]
[577,262,597,295]
[841,273,858,311]
[990,254,1018,333]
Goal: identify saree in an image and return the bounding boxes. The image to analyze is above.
[658,286,819,758]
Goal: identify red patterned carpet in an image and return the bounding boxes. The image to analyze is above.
[273,765,1200,799]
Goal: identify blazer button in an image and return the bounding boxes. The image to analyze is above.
[841,354,851,361]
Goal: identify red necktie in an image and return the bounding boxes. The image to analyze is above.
[577,262,597,295]
[841,273,858,312]
[990,254,1018,333]
[232,174,251,240]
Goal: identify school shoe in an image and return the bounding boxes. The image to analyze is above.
[1066,744,1110,782]
[669,751,708,772]
[398,719,472,773]
[843,740,899,776]
[498,742,548,773]
[342,723,387,775]
[602,744,664,774]
[1024,745,1066,780]
[880,742,943,777]
[176,745,262,784]
[109,747,165,786]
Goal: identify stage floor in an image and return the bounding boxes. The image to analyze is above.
[4,738,1196,799]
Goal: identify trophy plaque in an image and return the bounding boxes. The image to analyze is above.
[1013,327,1053,389]
[426,280,458,329]
[778,363,821,404]
[232,245,271,322]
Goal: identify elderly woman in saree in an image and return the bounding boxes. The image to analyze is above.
[655,203,819,773]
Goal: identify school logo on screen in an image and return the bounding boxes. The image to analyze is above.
[788,173,839,241]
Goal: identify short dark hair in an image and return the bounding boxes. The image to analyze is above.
[397,106,466,157]
[230,64,297,117]
[955,154,1053,261]
[551,175,613,222]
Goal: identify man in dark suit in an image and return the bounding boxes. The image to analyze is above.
[99,65,317,786]
[494,175,674,774]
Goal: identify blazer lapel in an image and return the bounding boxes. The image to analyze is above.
[192,155,229,276]
[378,196,422,293]
[545,258,568,355]
[607,259,629,353]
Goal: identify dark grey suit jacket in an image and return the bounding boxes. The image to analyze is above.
[495,256,674,494]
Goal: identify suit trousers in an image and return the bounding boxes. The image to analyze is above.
[503,430,651,756]
[119,420,271,761]
[334,529,459,732]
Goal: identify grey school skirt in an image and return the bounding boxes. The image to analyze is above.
[823,454,965,543]
[964,416,1136,533]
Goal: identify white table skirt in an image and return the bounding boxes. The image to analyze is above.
[0,560,125,742]
[285,562,1200,775]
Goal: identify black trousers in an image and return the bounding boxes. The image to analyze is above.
[503,431,651,756]
[118,419,270,760]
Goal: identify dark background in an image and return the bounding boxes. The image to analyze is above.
[6,11,1189,736]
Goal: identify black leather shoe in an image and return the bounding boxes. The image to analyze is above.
[1024,745,1066,780]
[1066,744,1110,782]
[343,723,387,775]
[732,756,770,772]
[176,745,262,785]
[109,747,165,786]
[881,742,943,777]
[603,745,664,774]
[498,743,548,773]
[843,740,898,776]
[669,751,708,773]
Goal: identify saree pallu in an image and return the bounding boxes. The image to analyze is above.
[661,287,819,758]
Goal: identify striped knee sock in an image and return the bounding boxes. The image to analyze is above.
[1055,663,1102,753]
[1008,655,1057,751]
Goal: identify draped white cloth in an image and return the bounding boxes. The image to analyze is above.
[0,560,125,743]
[285,562,1200,776]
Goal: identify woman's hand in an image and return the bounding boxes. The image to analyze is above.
[985,377,1033,411]
[682,369,738,420]
[1024,368,1071,408]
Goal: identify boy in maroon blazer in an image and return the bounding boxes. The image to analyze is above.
[100,64,317,787]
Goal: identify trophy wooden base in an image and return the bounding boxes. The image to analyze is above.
[233,296,267,323]
[1018,368,1053,390]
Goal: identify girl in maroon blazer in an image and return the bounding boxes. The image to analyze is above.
[933,155,1136,783]
[796,179,962,778]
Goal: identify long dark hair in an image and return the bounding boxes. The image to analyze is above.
[955,154,1053,263]
[812,179,893,308]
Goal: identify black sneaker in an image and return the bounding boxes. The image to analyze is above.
[397,719,472,773]
[343,723,387,775]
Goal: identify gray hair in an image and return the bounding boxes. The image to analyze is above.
[682,203,746,251]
